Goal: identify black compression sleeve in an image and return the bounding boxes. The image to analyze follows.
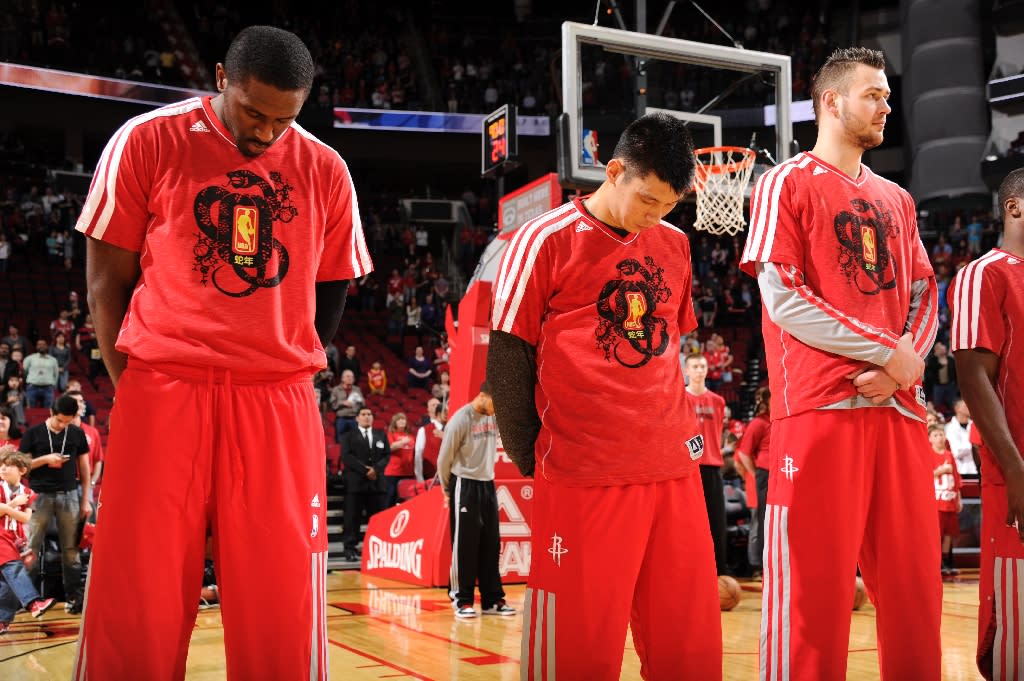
[314,280,349,349]
[486,330,540,477]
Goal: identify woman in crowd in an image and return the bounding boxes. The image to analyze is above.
[383,413,415,508]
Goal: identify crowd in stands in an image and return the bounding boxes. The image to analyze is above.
[3,0,187,86]
[6,0,838,116]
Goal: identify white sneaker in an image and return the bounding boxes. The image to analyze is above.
[481,600,515,616]
[454,604,477,619]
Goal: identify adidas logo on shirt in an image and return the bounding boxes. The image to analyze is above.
[576,223,593,233]
[189,120,210,133]
[310,494,321,508]
[812,166,827,176]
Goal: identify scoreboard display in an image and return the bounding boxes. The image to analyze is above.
[482,104,518,177]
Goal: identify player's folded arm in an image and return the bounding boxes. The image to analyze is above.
[486,330,540,477]
[755,261,898,365]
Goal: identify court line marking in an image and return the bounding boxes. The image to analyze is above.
[329,638,433,680]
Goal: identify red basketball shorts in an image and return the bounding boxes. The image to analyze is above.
[73,361,329,681]
[978,481,1024,681]
[523,471,721,681]
[761,408,942,681]
[938,510,960,538]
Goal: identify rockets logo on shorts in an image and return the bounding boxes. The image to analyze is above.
[686,434,705,461]
[780,455,800,481]
[192,169,298,297]
[833,198,898,295]
[594,256,672,368]
[548,533,568,566]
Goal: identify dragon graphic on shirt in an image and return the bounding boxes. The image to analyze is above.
[833,198,898,295]
[192,169,298,297]
[594,256,672,368]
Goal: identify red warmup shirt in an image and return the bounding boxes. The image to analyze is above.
[0,480,35,565]
[933,447,962,512]
[949,248,1024,486]
[740,152,934,420]
[687,388,725,467]
[75,96,372,375]
[738,414,772,471]
[492,198,703,487]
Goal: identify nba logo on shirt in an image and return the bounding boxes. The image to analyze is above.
[860,224,877,270]
[915,385,926,406]
[685,434,705,460]
[233,206,258,255]
[623,292,646,331]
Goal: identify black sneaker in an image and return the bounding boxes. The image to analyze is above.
[481,600,515,616]
[64,599,83,615]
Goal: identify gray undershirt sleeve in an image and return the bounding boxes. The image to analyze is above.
[757,262,895,366]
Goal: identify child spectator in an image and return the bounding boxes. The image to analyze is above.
[4,377,25,428]
[0,447,57,633]
[929,424,962,577]
[367,361,387,396]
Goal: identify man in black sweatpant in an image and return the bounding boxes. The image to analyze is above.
[437,383,515,619]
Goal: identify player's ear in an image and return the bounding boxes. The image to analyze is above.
[215,64,228,92]
[822,89,839,118]
[606,158,625,186]
[1006,197,1022,220]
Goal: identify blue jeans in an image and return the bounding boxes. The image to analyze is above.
[28,489,82,602]
[335,416,357,443]
[26,384,55,409]
[0,558,42,622]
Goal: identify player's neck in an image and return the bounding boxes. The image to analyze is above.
[932,445,946,455]
[809,139,864,180]
[687,383,707,395]
[210,93,226,125]
[582,187,624,232]
[999,230,1024,259]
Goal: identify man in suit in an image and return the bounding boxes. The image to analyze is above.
[340,407,391,561]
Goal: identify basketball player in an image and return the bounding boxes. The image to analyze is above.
[488,113,721,680]
[950,167,1024,681]
[740,47,941,680]
[74,26,370,680]
[684,353,729,575]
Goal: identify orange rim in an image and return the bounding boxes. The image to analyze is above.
[693,146,757,176]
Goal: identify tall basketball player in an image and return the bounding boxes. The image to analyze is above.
[74,26,370,680]
[488,113,721,680]
[951,167,1024,681]
[740,47,941,680]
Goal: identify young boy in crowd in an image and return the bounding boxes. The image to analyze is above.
[367,360,387,396]
[0,446,56,633]
[929,424,963,577]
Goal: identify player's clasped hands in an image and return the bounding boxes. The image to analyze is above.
[845,334,923,404]
[882,333,924,391]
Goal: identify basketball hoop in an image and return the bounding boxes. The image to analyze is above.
[692,146,757,236]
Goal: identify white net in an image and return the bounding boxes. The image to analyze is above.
[692,147,757,236]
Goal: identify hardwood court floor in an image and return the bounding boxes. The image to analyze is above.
[0,571,984,680]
